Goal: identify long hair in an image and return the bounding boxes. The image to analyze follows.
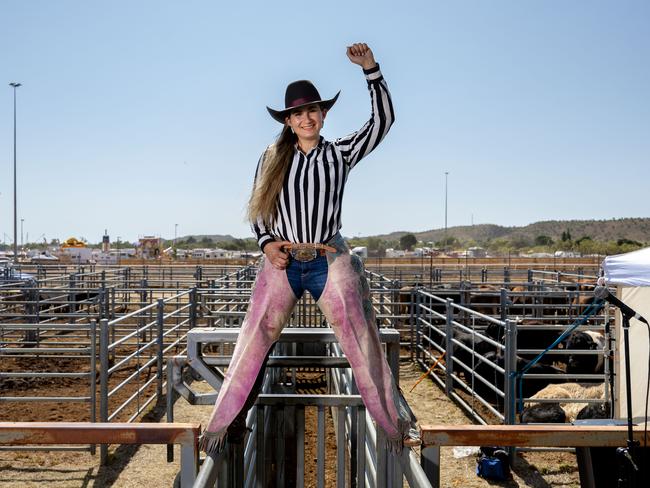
[247,125,296,226]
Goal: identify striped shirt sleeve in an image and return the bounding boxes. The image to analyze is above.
[250,150,275,252]
[333,64,395,169]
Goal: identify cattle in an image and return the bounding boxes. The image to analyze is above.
[576,401,611,420]
[564,331,605,377]
[450,330,500,374]
[520,382,606,423]
[467,284,502,318]
[563,276,599,316]
[472,351,566,408]
[485,319,564,366]
[520,403,566,423]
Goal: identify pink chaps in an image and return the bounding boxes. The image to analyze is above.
[200,235,415,454]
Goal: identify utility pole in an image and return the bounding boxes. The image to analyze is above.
[444,171,449,248]
[9,82,22,260]
[174,223,178,258]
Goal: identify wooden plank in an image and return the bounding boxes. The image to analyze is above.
[0,422,200,445]
[420,424,650,448]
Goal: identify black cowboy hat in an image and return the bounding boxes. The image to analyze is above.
[267,80,340,123]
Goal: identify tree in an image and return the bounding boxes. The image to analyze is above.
[510,236,531,249]
[399,234,417,251]
[186,236,196,244]
[534,235,553,247]
[436,236,458,248]
[561,230,572,242]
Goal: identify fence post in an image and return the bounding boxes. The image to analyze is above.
[139,279,148,342]
[156,298,164,401]
[391,279,399,329]
[190,287,197,329]
[445,298,454,396]
[90,319,97,456]
[69,273,77,321]
[167,358,176,463]
[504,319,517,426]
[500,288,508,322]
[410,287,418,362]
[99,318,109,465]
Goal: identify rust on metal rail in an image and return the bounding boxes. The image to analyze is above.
[420,424,650,448]
[0,422,200,446]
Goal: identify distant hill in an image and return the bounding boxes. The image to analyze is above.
[366,218,650,245]
[177,234,238,243]
[172,218,650,249]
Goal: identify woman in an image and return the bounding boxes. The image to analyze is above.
[201,43,417,454]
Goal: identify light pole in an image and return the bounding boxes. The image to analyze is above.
[9,82,21,260]
[20,218,24,249]
[444,171,449,248]
[174,223,178,258]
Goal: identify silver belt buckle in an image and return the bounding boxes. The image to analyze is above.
[292,248,317,262]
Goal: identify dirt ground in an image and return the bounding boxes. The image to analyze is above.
[0,359,582,487]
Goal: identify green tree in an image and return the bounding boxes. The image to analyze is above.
[510,236,531,249]
[399,234,417,251]
[436,236,459,248]
[534,235,554,246]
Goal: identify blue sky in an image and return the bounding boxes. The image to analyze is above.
[1,1,649,244]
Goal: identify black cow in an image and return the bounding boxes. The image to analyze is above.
[564,331,605,377]
[520,403,566,423]
[450,330,499,374]
[485,320,564,366]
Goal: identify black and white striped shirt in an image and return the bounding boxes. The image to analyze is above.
[252,65,394,251]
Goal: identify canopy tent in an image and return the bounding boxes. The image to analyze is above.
[602,247,650,422]
[603,246,650,287]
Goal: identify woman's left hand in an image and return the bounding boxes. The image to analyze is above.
[346,43,377,71]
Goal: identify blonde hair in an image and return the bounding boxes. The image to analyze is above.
[247,125,296,226]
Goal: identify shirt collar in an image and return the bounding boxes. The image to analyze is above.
[295,136,325,155]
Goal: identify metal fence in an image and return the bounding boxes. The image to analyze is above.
[176,327,430,488]
[413,282,611,426]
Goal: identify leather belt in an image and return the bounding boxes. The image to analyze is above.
[283,243,337,262]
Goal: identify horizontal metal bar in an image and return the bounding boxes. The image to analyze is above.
[257,394,364,407]
[188,327,400,343]
[200,355,352,368]
[107,302,158,326]
[0,396,91,402]
[0,372,91,378]
[0,347,91,354]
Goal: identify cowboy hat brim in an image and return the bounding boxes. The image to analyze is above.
[267,91,340,124]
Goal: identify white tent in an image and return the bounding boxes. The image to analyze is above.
[602,247,650,421]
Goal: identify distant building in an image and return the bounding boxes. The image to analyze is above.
[102,230,110,253]
[137,236,162,259]
[467,247,487,258]
[176,249,190,259]
[554,250,580,258]
[60,237,93,263]
[385,248,406,258]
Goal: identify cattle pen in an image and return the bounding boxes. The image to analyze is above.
[0,258,636,487]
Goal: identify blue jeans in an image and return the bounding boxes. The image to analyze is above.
[285,254,328,301]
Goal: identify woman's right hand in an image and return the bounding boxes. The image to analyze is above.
[264,241,292,270]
